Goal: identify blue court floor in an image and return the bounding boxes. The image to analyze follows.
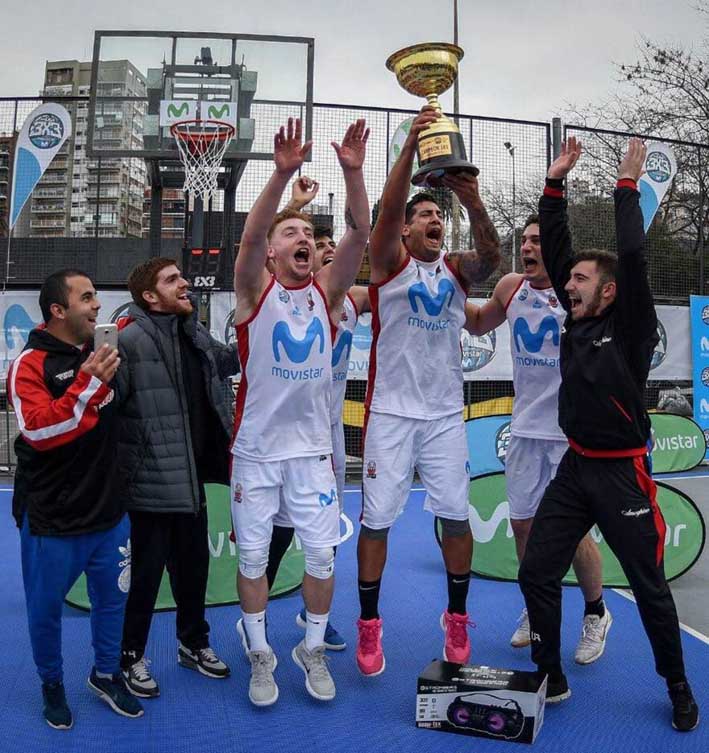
[0,484,707,753]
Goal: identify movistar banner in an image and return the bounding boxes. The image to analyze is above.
[66,484,305,610]
[689,295,709,460]
[456,473,705,587]
[159,100,238,128]
[465,414,511,477]
[650,413,706,472]
[9,103,71,229]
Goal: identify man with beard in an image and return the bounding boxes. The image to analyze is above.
[464,215,610,667]
[9,269,143,728]
[117,258,238,698]
[518,137,699,732]
[356,106,500,676]
[231,118,369,705]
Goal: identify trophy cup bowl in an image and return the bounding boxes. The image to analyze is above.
[386,43,479,187]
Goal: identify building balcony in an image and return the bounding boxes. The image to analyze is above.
[30,220,66,229]
[32,203,66,213]
[38,175,67,185]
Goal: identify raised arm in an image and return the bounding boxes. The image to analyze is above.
[614,138,657,338]
[234,118,312,322]
[368,107,440,282]
[317,120,371,314]
[539,137,583,311]
[464,273,521,335]
[285,175,320,211]
[443,173,501,287]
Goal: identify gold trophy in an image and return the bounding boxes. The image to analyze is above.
[386,42,478,187]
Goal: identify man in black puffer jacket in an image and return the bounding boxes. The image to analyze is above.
[116,257,238,698]
[518,137,698,733]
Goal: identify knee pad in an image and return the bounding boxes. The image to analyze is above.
[303,546,335,580]
[360,524,390,541]
[440,516,471,537]
[238,547,269,579]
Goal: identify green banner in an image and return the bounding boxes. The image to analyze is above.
[66,484,305,611]
[437,473,705,587]
[649,413,706,473]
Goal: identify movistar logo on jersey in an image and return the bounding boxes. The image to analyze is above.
[332,330,353,369]
[408,279,455,317]
[513,315,560,354]
[271,318,327,381]
[319,489,337,507]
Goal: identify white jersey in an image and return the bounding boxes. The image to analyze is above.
[331,293,358,425]
[232,276,334,461]
[506,278,566,440]
[366,253,467,420]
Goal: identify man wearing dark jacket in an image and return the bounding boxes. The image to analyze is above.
[9,269,143,729]
[519,138,699,732]
[117,258,238,698]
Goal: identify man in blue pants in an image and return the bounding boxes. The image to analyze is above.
[8,269,143,729]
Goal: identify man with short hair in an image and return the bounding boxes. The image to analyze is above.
[231,117,369,706]
[9,269,143,729]
[356,106,500,676]
[519,137,699,731]
[262,219,370,651]
[465,215,610,664]
[117,257,237,698]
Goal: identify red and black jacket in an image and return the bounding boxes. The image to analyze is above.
[539,178,658,455]
[9,328,124,535]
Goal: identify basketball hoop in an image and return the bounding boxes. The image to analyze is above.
[170,119,235,201]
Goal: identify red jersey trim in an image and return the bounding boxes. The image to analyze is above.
[237,277,276,329]
[543,186,564,198]
[369,253,410,289]
[568,438,647,459]
[346,291,360,318]
[280,273,314,291]
[617,179,638,191]
[443,255,469,297]
[313,279,338,343]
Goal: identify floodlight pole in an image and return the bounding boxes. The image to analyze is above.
[451,0,461,252]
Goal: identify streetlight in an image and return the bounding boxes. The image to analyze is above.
[504,141,516,273]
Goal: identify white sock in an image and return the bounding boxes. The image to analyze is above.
[304,611,329,651]
[95,670,113,679]
[243,610,269,652]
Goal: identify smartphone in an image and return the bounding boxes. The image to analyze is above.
[94,323,118,351]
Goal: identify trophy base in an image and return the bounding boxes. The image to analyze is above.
[412,159,480,188]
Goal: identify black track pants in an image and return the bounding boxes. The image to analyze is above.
[519,449,685,680]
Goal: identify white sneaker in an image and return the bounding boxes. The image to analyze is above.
[574,609,613,665]
[247,649,278,707]
[292,640,336,701]
[510,608,531,648]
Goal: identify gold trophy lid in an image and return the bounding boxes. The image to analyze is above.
[386,43,465,98]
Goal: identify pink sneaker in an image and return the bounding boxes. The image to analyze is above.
[356,617,385,676]
[441,610,472,664]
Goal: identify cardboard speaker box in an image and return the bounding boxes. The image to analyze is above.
[416,660,546,744]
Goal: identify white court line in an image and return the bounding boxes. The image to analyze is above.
[611,587,709,646]
[343,487,426,494]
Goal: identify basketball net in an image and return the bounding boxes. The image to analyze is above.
[170,120,235,202]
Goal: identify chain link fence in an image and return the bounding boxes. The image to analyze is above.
[0,95,706,474]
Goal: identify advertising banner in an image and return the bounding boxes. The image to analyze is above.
[650,413,706,473]
[690,295,709,459]
[458,473,704,587]
[639,142,678,233]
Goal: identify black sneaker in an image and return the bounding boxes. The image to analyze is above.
[122,657,160,698]
[178,643,230,678]
[41,682,73,730]
[668,681,699,732]
[87,669,144,718]
[541,672,571,704]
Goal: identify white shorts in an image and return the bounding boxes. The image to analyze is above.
[273,422,345,528]
[505,435,568,520]
[231,455,340,550]
[362,411,469,529]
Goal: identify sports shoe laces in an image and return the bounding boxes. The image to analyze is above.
[579,616,604,645]
[132,657,152,681]
[305,646,331,681]
[447,613,475,648]
[198,647,219,663]
[359,623,381,653]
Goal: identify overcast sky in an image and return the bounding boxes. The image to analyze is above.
[1,0,705,122]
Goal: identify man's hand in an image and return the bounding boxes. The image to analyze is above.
[288,176,319,210]
[403,106,440,151]
[81,344,120,384]
[618,137,647,182]
[442,172,481,209]
[547,136,582,180]
[332,119,370,172]
[274,118,312,176]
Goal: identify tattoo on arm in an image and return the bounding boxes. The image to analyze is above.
[462,203,501,284]
[345,206,358,230]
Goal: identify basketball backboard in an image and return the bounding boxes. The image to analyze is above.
[87,30,314,162]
